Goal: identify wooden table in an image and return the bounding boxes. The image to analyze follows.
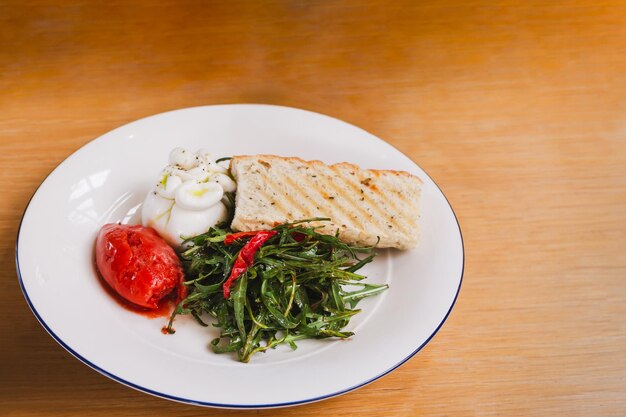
[2,1,625,416]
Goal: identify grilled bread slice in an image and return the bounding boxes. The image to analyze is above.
[229,155,422,249]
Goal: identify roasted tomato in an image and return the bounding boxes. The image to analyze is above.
[95,224,185,309]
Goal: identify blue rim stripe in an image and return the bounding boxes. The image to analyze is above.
[14,104,464,409]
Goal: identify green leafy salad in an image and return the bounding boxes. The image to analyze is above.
[166,219,388,362]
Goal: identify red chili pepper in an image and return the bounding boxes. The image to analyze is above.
[223,231,262,245]
[223,230,277,299]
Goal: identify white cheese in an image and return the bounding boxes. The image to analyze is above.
[141,148,234,246]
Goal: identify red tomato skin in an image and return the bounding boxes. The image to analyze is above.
[95,224,185,309]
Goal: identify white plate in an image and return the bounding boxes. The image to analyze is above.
[16,104,463,408]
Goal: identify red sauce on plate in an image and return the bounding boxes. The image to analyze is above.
[95,270,176,318]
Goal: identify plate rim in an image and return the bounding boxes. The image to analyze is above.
[14,103,464,409]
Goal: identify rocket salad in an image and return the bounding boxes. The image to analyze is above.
[166,219,388,363]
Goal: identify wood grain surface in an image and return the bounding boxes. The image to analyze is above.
[2,1,625,416]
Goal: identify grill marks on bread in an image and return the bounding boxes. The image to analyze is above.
[229,155,422,249]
